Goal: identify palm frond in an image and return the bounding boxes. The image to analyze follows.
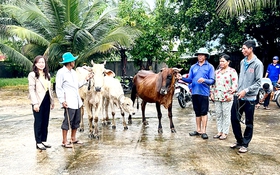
[44,0,66,33]
[0,4,24,22]
[18,2,50,28]
[21,43,47,59]
[0,42,32,71]
[6,25,49,46]
[216,0,278,17]
[82,42,117,59]
[73,29,95,52]
[80,0,106,28]
[63,0,79,24]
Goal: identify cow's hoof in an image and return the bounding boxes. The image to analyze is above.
[102,122,106,126]
[171,129,176,133]
[78,128,84,132]
[88,133,94,138]
[143,121,149,126]
[124,126,128,130]
[107,121,111,125]
[158,129,163,133]
[112,125,116,129]
[94,135,100,139]
[128,120,132,125]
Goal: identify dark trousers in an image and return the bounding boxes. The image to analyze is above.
[33,91,50,143]
[231,96,255,147]
[256,91,271,107]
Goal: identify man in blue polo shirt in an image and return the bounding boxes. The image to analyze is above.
[265,56,280,90]
[177,48,215,139]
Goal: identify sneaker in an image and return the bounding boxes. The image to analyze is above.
[230,142,242,149]
[238,146,248,153]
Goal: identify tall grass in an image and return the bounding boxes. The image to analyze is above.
[0,78,28,88]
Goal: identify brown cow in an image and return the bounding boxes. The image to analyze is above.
[131,68,182,133]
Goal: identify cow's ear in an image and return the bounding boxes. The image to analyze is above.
[160,67,167,72]
[105,69,115,77]
[118,94,125,104]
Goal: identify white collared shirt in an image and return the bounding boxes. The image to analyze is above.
[55,66,84,109]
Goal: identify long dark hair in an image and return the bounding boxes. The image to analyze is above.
[32,55,50,80]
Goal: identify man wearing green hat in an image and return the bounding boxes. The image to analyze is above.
[177,48,215,139]
[55,52,91,148]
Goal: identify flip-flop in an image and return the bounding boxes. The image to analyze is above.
[219,135,227,140]
[61,143,72,148]
[71,140,83,144]
[213,134,221,139]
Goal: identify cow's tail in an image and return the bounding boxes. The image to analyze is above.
[131,84,139,109]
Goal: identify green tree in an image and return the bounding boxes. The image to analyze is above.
[0,0,141,73]
[118,0,167,71]
[155,0,280,72]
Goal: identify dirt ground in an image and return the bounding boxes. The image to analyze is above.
[0,86,280,175]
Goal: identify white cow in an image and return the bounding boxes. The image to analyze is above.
[76,60,114,138]
[76,66,94,133]
[102,76,135,130]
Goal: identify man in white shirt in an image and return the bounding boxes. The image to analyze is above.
[56,52,90,148]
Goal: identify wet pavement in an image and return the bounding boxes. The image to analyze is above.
[0,87,280,175]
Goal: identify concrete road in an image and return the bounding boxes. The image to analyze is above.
[0,87,280,175]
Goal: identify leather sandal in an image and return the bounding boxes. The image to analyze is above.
[189,131,201,136]
[201,133,208,139]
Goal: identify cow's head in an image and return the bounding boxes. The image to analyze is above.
[119,95,135,115]
[88,60,106,92]
[158,67,182,95]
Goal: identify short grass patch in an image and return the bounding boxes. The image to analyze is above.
[0,78,28,88]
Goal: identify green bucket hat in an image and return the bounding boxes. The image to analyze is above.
[60,52,78,64]
[194,48,210,59]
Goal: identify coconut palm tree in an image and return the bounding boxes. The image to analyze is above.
[0,0,141,72]
[216,0,279,16]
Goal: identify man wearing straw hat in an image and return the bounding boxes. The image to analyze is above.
[55,52,91,148]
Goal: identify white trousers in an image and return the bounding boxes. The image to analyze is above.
[214,101,233,134]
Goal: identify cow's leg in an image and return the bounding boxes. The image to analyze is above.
[168,105,176,133]
[120,108,128,130]
[156,102,163,133]
[141,101,148,125]
[84,99,94,137]
[128,114,132,125]
[87,105,94,137]
[103,98,111,126]
[92,97,103,139]
[79,104,84,132]
[110,101,117,129]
